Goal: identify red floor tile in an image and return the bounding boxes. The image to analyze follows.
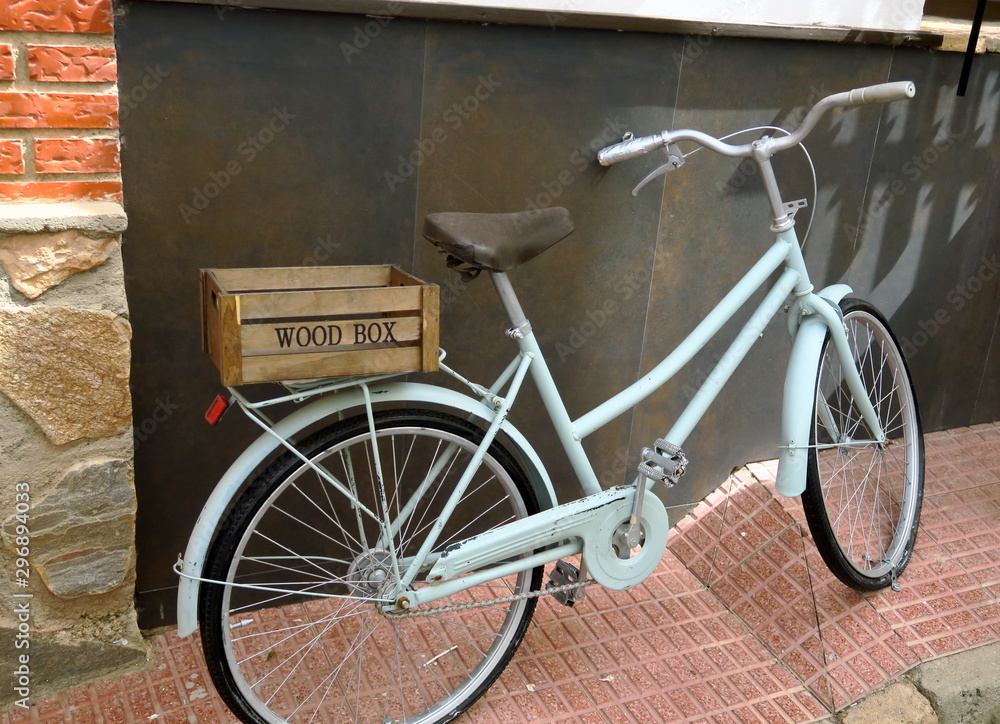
[8,422,1000,723]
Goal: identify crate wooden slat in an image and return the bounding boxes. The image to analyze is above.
[201,265,439,386]
[239,285,422,320]
[242,347,424,383]
[211,265,393,292]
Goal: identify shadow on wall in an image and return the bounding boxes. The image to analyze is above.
[114,1,1000,627]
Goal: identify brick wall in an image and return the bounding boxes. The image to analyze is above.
[0,0,145,707]
[0,0,121,202]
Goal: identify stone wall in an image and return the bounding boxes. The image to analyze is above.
[0,0,146,709]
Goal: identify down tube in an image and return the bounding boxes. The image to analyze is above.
[665,267,801,447]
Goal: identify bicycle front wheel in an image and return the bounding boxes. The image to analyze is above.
[198,410,543,724]
[801,298,924,591]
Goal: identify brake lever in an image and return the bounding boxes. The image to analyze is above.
[631,144,685,196]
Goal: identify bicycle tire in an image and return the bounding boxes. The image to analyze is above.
[801,297,924,591]
[198,409,543,724]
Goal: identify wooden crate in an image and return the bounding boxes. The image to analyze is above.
[201,265,440,386]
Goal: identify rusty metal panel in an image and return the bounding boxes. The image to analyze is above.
[117,0,427,628]
[117,0,1000,628]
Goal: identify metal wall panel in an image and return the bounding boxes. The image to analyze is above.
[625,35,896,509]
[116,0,427,626]
[116,0,1000,627]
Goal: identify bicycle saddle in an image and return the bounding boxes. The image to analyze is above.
[422,207,574,273]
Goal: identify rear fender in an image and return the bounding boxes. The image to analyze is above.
[175,381,557,637]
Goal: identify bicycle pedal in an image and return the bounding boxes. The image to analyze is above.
[547,560,583,607]
[638,440,688,488]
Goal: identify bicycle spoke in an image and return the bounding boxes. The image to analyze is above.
[805,301,922,589]
[204,413,541,724]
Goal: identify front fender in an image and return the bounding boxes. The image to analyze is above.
[775,284,852,497]
[175,381,557,637]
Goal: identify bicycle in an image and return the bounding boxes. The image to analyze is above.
[175,80,924,724]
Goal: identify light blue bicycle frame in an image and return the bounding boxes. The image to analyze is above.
[175,98,910,625]
[385,216,887,611]
[175,184,889,627]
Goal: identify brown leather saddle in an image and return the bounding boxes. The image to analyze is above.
[422,207,575,274]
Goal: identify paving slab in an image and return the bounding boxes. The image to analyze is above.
[2,420,999,723]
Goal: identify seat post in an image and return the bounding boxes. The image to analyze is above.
[489,271,532,338]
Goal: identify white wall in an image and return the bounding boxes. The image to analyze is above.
[396,0,925,31]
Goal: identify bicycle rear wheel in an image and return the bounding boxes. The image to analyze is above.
[198,410,543,724]
[801,297,924,591]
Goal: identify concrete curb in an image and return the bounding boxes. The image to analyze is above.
[831,641,1000,723]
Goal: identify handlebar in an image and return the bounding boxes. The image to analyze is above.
[597,132,667,166]
[597,80,915,166]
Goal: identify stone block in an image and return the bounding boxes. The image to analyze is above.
[0,625,146,708]
[0,306,131,445]
[0,229,118,298]
[0,201,126,236]
[912,641,1000,724]
[2,459,136,598]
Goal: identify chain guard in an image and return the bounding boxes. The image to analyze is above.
[583,494,669,590]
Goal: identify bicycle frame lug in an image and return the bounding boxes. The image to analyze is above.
[506,320,531,340]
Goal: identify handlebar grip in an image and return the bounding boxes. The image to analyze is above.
[598,132,665,166]
[846,81,916,106]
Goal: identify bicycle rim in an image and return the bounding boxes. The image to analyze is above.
[806,299,923,585]
[202,412,541,724]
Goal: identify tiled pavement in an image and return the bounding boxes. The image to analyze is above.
[4,421,1000,723]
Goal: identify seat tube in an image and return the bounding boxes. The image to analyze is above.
[489,271,603,495]
[490,272,530,334]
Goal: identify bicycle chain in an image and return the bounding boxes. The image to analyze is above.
[386,579,597,619]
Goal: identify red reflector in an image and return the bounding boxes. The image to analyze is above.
[205,394,230,425]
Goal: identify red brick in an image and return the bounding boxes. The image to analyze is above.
[0,180,121,202]
[0,92,117,128]
[0,44,13,81]
[0,0,113,33]
[0,139,24,174]
[28,45,116,82]
[35,137,119,173]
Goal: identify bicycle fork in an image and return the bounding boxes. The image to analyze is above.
[776,286,889,496]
